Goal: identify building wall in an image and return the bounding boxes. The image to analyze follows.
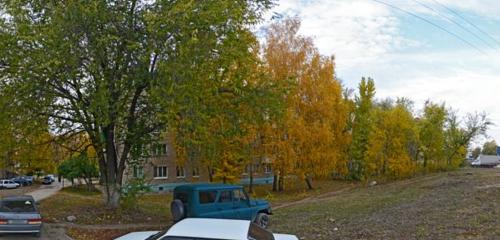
[122,137,274,189]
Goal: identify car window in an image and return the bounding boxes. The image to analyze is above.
[218,190,232,203]
[233,189,248,202]
[199,191,217,204]
[248,223,275,240]
[0,200,36,212]
[174,192,189,204]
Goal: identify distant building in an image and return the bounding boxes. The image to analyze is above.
[122,137,273,192]
[471,155,500,168]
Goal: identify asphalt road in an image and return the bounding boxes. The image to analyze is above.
[1,180,73,239]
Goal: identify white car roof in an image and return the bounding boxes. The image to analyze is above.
[165,218,251,239]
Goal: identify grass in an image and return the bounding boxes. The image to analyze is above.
[270,168,500,240]
[43,169,500,239]
[39,186,171,225]
[248,178,357,206]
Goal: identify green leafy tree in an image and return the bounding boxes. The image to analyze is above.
[482,140,498,155]
[417,101,447,170]
[349,77,376,180]
[58,153,99,191]
[444,112,491,168]
[0,0,272,208]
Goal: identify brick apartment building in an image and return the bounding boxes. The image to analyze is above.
[122,137,273,191]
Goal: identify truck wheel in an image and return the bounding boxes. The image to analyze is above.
[170,199,185,222]
[255,213,270,228]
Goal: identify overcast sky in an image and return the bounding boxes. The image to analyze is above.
[260,0,500,146]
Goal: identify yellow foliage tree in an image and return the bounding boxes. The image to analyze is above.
[264,18,350,190]
[365,101,418,179]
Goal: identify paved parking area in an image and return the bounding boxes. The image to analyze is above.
[0,224,71,240]
[1,181,73,239]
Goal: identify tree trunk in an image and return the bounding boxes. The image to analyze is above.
[100,125,123,209]
[104,183,121,209]
[208,166,213,182]
[305,175,314,190]
[272,174,278,192]
[248,164,254,194]
[278,173,284,192]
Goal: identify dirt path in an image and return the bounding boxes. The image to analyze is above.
[273,185,356,210]
[29,181,64,202]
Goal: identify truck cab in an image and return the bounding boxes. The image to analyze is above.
[171,184,272,228]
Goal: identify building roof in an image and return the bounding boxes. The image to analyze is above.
[165,218,250,239]
[174,183,243,192]
[473,155,500,166]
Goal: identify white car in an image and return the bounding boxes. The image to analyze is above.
[0,179,20,189]
[115,218,298,240]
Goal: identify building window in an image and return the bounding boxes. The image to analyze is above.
[152,143,168,156]
[154,166,168,179]
[133,166,144,178]
[264,164,272,174]
[192,167,200,178]
[176,166,185,178]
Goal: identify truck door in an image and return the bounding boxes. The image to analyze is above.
[233,189,253,220]
[216,190,235,219]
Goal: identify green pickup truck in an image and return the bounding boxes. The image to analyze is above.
[170,184,272,228]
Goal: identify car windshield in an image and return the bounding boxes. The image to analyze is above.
[0,200,36,212]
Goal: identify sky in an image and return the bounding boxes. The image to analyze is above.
[259,0,500,146]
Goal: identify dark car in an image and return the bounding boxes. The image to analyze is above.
[41,177,52,185]
[0,195,42,237]
[170,184,272,228]
[11,177,30,187]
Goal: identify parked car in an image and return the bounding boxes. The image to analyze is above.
[0,180,19,189]
[24,176,34,183]
[41,177,52,185]
[23,176,34,185]
[170,184,272,228]
[114,218,298,240]
[11,177,30,187]
[0,195,42,237]
[46,175,55,183]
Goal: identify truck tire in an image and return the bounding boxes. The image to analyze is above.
[170,199,185,222]
[255,213,270,228]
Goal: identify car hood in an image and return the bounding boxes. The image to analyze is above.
[252,199,269,207]
[114,231,160,240]
[273,233,299,240]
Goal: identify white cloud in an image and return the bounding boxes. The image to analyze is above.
[261,0,500,143]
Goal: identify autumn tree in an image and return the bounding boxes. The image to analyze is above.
[365,99,418,178]
[349,77,376,180]
[0,0,272,208]
[263,18,350,190]
[481,140,498,155]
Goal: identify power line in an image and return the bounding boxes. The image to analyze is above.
[431,0,500,46]
[371,0,488,56]
[411,0,497,50]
